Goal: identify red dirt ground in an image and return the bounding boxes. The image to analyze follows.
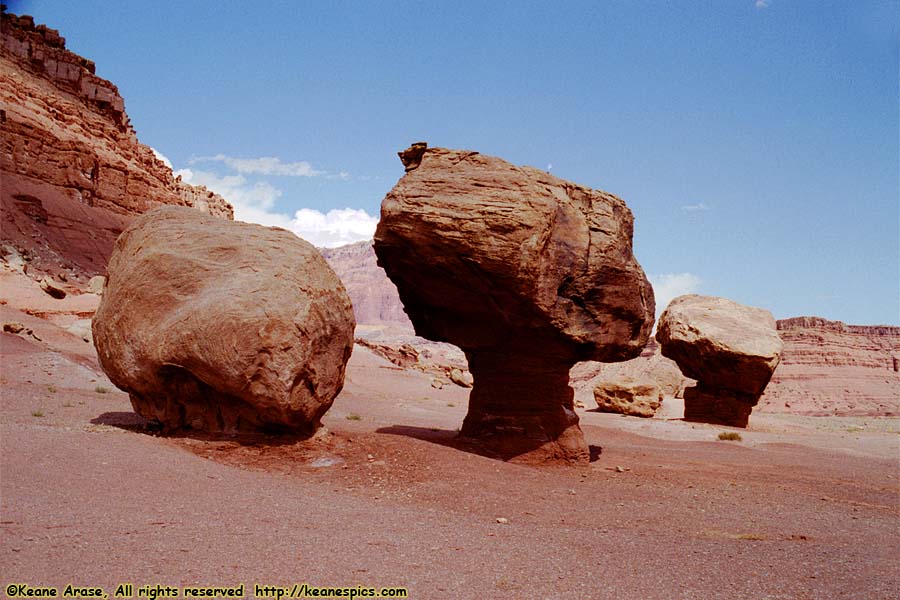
[1,279,898,599]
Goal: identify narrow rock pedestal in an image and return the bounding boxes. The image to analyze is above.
[682,385,755,428]
[460,353,588,462]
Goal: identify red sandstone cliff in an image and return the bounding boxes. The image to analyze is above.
[758,317,900,416]
[0,11,232,280]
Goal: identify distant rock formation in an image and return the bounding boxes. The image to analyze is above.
[594,378,662,418]
[759,317,900,416]
[574,339,685,417]
[0,11,233,282]
[92,206,355,435]
[320,241,412,328]
[657,295,783,427]
[374,144,654,463]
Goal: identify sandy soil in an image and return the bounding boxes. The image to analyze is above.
[1,280,898,599]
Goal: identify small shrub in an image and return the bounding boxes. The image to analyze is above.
[718,432,742,441]
[447,403,455,407]
[94,386,110,394]
[31,410,44,417]
[46,384,56,393]
[345,413,362,421]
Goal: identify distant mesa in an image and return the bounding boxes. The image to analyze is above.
[759,317,900,416]
[657,294,783,427]
[374,143,655,463]
[320,240,412,329]
[0,10,232,285]
[92,206,355,435]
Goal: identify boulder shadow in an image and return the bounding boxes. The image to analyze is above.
[376,424,603,463]
[90,411,321,447]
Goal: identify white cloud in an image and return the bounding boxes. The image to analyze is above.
[649,273,702,317]
[755,0,769,9]
[190,154,323,177]
[150,147,172,170]
[175,168,281,211]
[175,168,376,248]
[681,202,711,212]
[289,208,379,248]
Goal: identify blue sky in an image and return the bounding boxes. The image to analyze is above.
[10,0,899,325]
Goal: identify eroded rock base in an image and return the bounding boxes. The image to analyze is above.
[459,353,590,463]
[683,385,756,428]
[128,365,320,436]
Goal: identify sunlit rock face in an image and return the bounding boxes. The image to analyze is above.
[375,144,655,463]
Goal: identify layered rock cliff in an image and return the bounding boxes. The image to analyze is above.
[758,317,900,416]
[320,240,412,329]
[0,11,232,280]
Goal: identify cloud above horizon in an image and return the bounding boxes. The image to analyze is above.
[174,167,377,247]
[681,202,710,212]
[189,154,324,177]
[755,0,769,9]
[649,272,702,317]
[150,147,173,170]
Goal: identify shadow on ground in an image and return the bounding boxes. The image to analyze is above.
[91,411,323,447]
[376,424,603,463]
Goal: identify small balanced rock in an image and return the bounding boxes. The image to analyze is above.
[656,294,783,427]
[92,206,355,435]
[374,145,655,463]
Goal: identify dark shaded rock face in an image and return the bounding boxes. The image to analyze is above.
[656,294,783,427]
[93,206,355,435]
[374,145,655,462]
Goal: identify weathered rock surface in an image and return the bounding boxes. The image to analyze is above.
[759,317,900,416]
[657,295,783,427]
[320,241,412,328]
[571,338,685,410]
[86,275,106,295]
[92,206,355,434]
[374,145,655,462]
[593,378,661,418]
[354,338,421,369]
[1,11,232,283]
[39,277,66,299]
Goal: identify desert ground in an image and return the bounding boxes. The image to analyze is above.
[1,272,898,600]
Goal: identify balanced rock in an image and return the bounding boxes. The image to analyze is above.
[593,378,661,418]
[93,206,355,434]
[374,145,655,462]
[656,294,783,427]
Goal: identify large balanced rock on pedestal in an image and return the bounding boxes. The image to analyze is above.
[656,294,783,427]
[93,206,355,435]
[374,144,655,462]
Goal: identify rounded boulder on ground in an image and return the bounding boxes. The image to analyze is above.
[92,206,356,435]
